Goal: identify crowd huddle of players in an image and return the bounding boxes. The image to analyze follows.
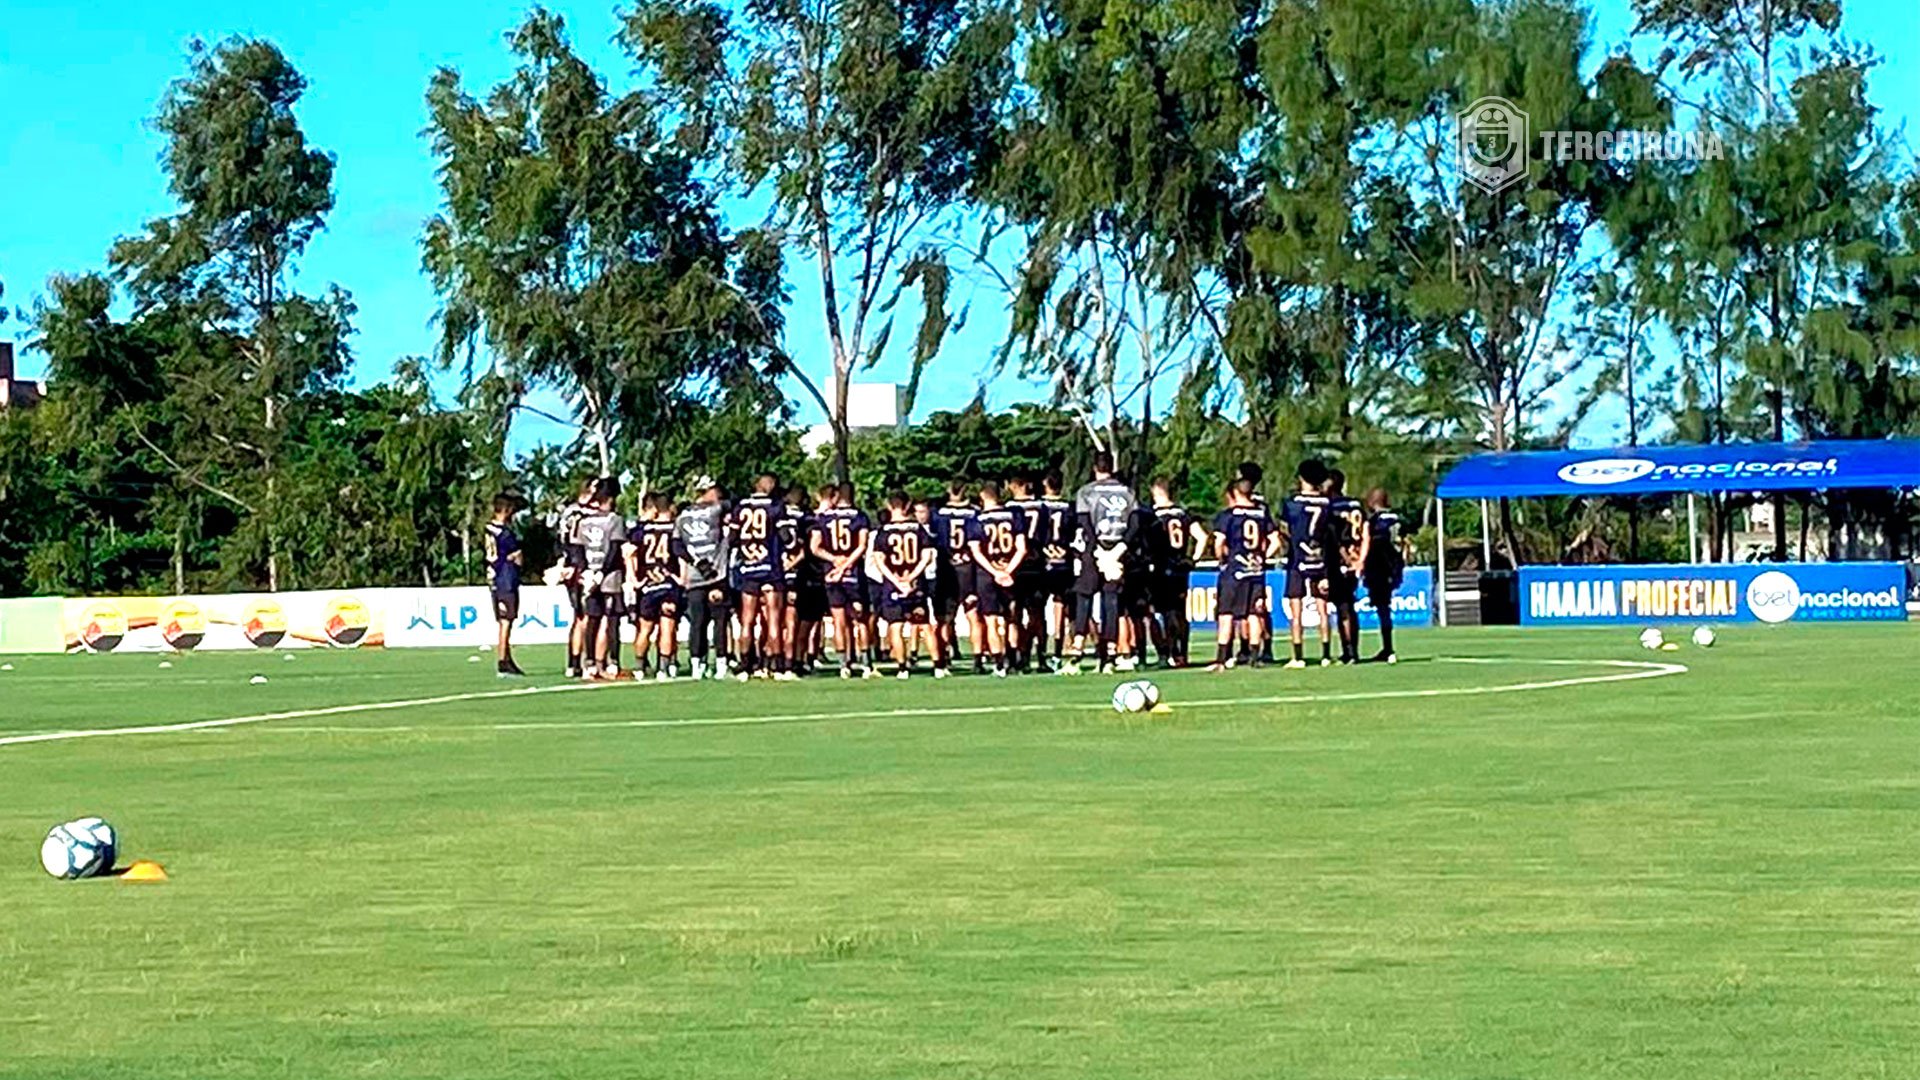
[481,453,1409,681]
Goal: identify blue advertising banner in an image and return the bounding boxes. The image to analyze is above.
[1518,562,1908,625]
[1185,567,1434,629]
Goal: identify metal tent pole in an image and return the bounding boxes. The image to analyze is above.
[1479,498,1492,567]
[1436,498,1448,628]
[1687,493,1699,564]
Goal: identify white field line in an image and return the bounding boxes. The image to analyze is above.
[0,681,636,748]
[0,657,1686,748]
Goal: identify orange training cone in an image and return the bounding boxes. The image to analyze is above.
[119,860,169,883]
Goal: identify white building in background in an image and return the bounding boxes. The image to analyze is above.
[802,378,904,456]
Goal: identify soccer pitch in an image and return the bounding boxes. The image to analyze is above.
[2,625,1916,1079]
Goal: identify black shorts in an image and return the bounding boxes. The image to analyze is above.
[1364,576,1398,609]
[1216,574,1259,619]
[492,590,520,622]
[796,580,829,621]
[1121,571,1152,617]
[582,590,623,619]
[1284,567,1325,600]
[733,565,782,593]
[975,573,1013,617]
[1044,567,1075,603]
[565,581,585,617]
[634,586,684,622]
[1324,569,1359,606]
[1151,568,1191,614]
[1012,566,1047,611]
[879,589,928,625]
[824,577,864,611]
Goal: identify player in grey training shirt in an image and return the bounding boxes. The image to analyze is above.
[1070,450,1140,673]
[674,479,733,679]
[574,477,629,678]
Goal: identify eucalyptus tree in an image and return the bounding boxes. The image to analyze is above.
[425,9,789,483]
[108,38,347,591]
[622,0,1015,483]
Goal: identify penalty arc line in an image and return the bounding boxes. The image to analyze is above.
[15,656,1688,743]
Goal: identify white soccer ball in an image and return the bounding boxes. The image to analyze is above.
[1691,625,1717,648]
[1638,627,1665,650]
[67,816,118,871]
[40,821,111,880]
[1110,680,1160,714]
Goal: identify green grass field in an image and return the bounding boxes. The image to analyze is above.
[2,624,1917,1079]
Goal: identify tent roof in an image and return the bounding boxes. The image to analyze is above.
[1435,439,1920,498]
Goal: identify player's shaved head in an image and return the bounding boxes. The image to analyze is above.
[886,490,910,517]
[1365,486,1390,509]
[817,483,839,504]
[755,473,779,494]
[1230,478,1255,504]
[1092,450,1115,477]
[947,478,969,499]
[979,480,1002,504]
[838,482,857,505]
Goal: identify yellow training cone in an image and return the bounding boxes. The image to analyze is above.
[119,860,169,883]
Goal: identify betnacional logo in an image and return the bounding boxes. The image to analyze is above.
[1744,570,1801,624]
[323,596,371,647]
[79,602,128,653]
[1556,458,1657,486]
[159,600,207,651]
[243,600,287,648]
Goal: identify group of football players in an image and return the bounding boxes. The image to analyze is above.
[482,452,1410,681]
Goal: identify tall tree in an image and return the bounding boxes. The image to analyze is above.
[424,9,789,482]
[109,38,348,590]
[624,0,1014,482]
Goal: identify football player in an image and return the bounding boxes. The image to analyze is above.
[1070,451,1138,674]
[933,481,983,674]
[1209,479,1279,671]
[674,478,732,680]
[1037,472,1077,672]
[555,479,596,678]
[1148,478,1205,668]
[1317,468,1369,665]
[780,484,823,676]
[1280,459,1334,668]
[867,492,937,678]
[1362,487,1406,664]
[625,491,684,680]
[575,477,629,679]
[484,493,527,678]
[810,483,873,678]
[1006,475,1047,672]
[729,473,790,680]
[1235,461,1276,663]
[967,481,1027,677]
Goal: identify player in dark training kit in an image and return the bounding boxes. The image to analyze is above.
[1317,468,1369,665]
[1209,479,1278,671]
[967,482,1027,677]
[1280,459,1334,668]
[780,485,822,675]
[933,483,983,674]
[1036,473,1076,671]
[867,493,938,678]
[625,492,685,680]
[554,479,596,677]
[1363,488,1406,664]
[1147,479,1205,668]
[811,483,873,678]
[1006,476,1048,672]
[484,493,526,678]
[729,474,791,680]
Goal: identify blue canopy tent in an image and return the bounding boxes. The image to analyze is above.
[1430,439,1920,624]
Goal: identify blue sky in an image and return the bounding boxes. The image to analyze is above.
[2,0,1914,450]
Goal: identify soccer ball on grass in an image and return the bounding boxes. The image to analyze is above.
[1111,680,1161,714]
[1638,627,1665,650]
[40,817,117,880]
[1691,626,1717,648]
